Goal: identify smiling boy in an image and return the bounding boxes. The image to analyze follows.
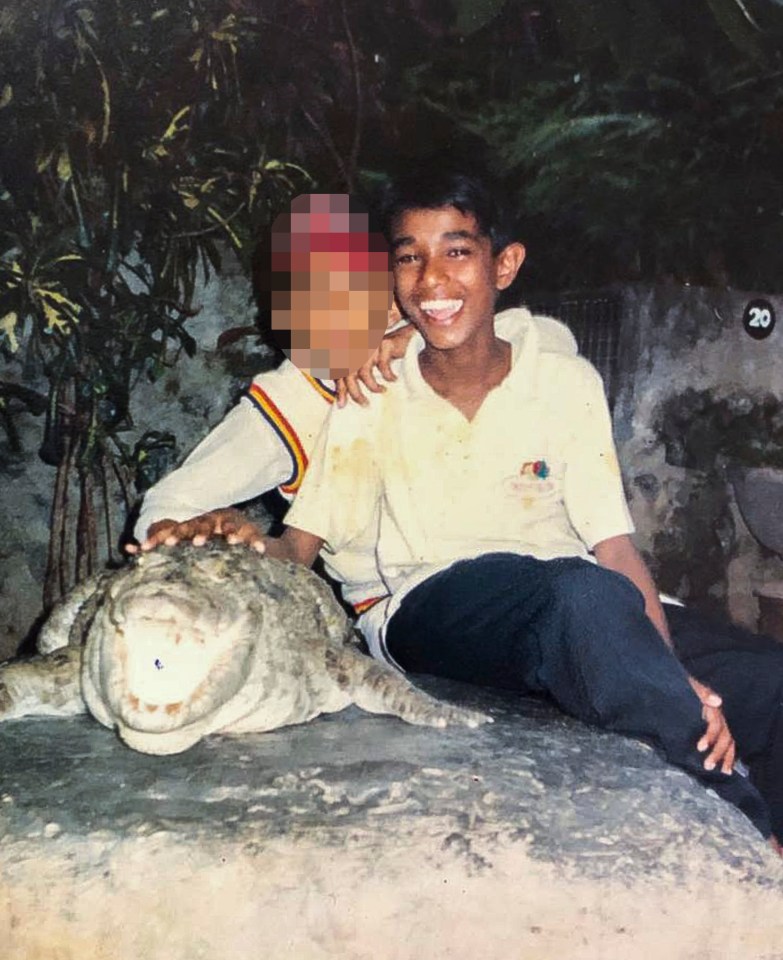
[129,192,576,613]
[264,166,777,842]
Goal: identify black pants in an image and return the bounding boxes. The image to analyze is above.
[667,604,783,840]
[385,553,774,838]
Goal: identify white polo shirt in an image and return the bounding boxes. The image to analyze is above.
[136,309,578,618]
[286,316,634,659]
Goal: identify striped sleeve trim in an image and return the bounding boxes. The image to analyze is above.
[246,383,308,495]
[302,373,337,403]
[352,595,388,616]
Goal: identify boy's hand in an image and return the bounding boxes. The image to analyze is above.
[689,676,736,775]
[335,306,415,407]
[125,509,266,554]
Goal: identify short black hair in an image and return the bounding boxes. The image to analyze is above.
[375,162,514,255]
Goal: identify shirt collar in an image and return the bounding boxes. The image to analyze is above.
[399,312,541,400]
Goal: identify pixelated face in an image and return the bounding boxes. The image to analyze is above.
[268,194,393,379]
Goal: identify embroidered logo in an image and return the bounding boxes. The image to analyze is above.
[520,459,550,479]
[503,459,555,504]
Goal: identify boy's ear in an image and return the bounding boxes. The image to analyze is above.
[494,242,526,291]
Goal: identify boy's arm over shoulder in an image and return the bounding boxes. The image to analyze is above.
[285,395,383,555]
[336,320,417,407]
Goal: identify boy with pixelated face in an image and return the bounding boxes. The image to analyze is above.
[131,193,398,616]
[267,166,783,847]
[266,193,393,379]
[132,188,575,612]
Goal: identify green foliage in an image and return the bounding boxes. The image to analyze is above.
[405,0,783,290]
[3,0,783,604]
[0,0,310,371]
[0,0,312,596]
[0,0,458,602]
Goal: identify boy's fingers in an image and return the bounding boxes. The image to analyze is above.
[697,703,736,773]
[722,740,736,776]
[356,367,385,395]
[192,514,221,543]
[335,378,348,408]
[163,518,197,545]
[145,512,224,547]
[142,515,221,550]
[216,515,241,537]
[143,528,180,550]
[225,526,247,543]
[226,521,265,549]
[704,720,729,765]
[376,356,398,382]
[346,373,371,406]
[139,509,263,552]
[140,519,179,551]
[705,724,735,773]
[187,517,211,539]
[689,676,722,708]
[697,706,722,752]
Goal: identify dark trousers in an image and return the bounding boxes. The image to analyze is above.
[385,553,773,838]
[667,604,783,840]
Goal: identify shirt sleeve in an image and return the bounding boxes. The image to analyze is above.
[561,360,635,550]
[284,401,381,554]
[134,397,292,540]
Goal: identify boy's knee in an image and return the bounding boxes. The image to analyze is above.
[546,559,643,617]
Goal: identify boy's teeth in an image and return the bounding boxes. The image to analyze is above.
[420,299,463,320]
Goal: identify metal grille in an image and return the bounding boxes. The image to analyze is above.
[524,295,622,410]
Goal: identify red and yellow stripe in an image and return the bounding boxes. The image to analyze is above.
[352,595,387,616]
[247,383,308,495]
[246,371,336,496]
[302,372,337,404]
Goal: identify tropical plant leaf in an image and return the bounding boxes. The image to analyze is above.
[705,0,769,60]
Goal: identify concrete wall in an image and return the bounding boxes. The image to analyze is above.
[614,284,783,626]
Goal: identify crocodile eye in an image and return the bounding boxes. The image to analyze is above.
[154,659,164,670]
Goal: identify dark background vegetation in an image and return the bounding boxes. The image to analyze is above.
[1,0,783,601]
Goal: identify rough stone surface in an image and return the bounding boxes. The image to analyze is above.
[1,679,782,959]
[615,284,783,625]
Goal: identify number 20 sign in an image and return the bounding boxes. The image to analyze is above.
[743,299,776,340]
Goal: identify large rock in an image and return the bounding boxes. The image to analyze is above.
[0,679,781,959]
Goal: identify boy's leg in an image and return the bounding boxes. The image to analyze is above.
[385,553,771,837]
[386,552,553,692]
[667,604,783,839]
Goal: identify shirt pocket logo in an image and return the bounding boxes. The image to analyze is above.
[502,459,558,503]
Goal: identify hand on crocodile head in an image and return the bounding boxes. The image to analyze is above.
[126,509,266,555]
